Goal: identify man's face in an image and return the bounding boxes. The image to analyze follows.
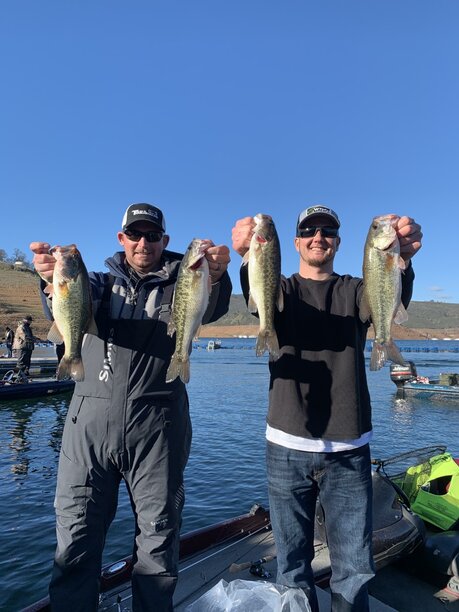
[294,216,340,268]
[117,221,169,274]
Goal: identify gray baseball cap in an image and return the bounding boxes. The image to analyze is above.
[296,205,340,236]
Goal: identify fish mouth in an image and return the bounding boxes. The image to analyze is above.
[381,239,398,251]
[49,244,79,258]
[189,256,206,271]
[256,235,268,244]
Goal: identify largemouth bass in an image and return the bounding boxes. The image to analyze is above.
[46,245,97,381]
[361,215,407,371]
[245,214,283,358]
[166,239,211,383]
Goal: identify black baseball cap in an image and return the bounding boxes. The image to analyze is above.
[121,203,166,232]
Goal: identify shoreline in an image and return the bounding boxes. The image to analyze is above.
[200,324,459,341]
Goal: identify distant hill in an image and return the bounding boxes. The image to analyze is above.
[1,261,458,341]
[0,261,50,340]
[215,294,459,331]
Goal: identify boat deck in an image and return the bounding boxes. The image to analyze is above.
[96,527,458,611]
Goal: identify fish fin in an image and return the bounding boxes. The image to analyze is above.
[47,322,64,345]
[256,330,280,359]
[86,317,98,336]
[394,303,408,325]
[277,288,284,312]
[165,354,190,384]
[43,283,54,296]
[242,251,250,266]
[57,357,85,382]
[247,293,258,314]
[167,318,176,338]
[370,342,387,371]
[386,340,406,366]
[398,256,406,271]
[359,295,371,323]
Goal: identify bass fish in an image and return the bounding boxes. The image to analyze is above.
[46,245,97,381]
[166,239,211,383]
[244,214,283,358]
[361,215,407,371]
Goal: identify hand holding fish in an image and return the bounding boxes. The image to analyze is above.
[30,242,96,381]
[166,238,212,383]
[233,214,283,358]
[202,241,231,284]
[30,241,55,283]
[231,216,257,256]
[362,215,411,371]
[393,216,423,262]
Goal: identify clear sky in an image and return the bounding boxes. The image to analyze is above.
[1,1,458,302]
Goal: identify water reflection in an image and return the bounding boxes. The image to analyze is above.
[4,396,68,477]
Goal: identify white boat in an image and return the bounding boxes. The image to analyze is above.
[206,340,222,350]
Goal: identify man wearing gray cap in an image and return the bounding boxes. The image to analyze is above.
[30,202,232,612]
[232,206,423,611]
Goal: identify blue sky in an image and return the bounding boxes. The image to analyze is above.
[1,1,458,302]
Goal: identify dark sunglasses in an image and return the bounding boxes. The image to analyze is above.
[124,229,164,243]
[298,226,339,238]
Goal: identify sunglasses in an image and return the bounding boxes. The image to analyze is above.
[298,226,339,238]
[124,229,164,243]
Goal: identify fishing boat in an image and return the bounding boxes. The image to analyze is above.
[0,356,58,379]
[22,447,459,611]
[206,339,222,350]
[0,371,74,400]
[390,362,459,400]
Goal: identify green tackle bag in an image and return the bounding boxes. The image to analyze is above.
[400,452,459,531]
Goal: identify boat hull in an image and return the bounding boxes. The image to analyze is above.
[0,378,75,400]
[397,382,459,400]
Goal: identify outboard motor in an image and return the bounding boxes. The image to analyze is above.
[390,361,417,388]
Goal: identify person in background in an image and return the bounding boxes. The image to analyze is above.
[5,326,14,358]
[30,202,232,612]
[54,342,65,368]
[13,315,35,376]
[232,206,422,611]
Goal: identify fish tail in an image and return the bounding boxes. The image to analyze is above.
[370,343,387,371]
[57,356,85,382]
[370,340,405,371]
[256,329,280,359]
[166,354,190,384]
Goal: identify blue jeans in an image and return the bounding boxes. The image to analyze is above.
[267,442,375,612]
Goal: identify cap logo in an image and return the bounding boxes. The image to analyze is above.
[131,208,159,220]
[306,206,334,217]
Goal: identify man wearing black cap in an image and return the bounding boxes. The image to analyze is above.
[232,207,423,611]
[14,315,35,376]
[30,203,232,612]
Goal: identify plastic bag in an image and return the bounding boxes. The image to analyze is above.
[184,578,312,612]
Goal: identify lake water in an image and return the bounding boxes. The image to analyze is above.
[1,339,459,611]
